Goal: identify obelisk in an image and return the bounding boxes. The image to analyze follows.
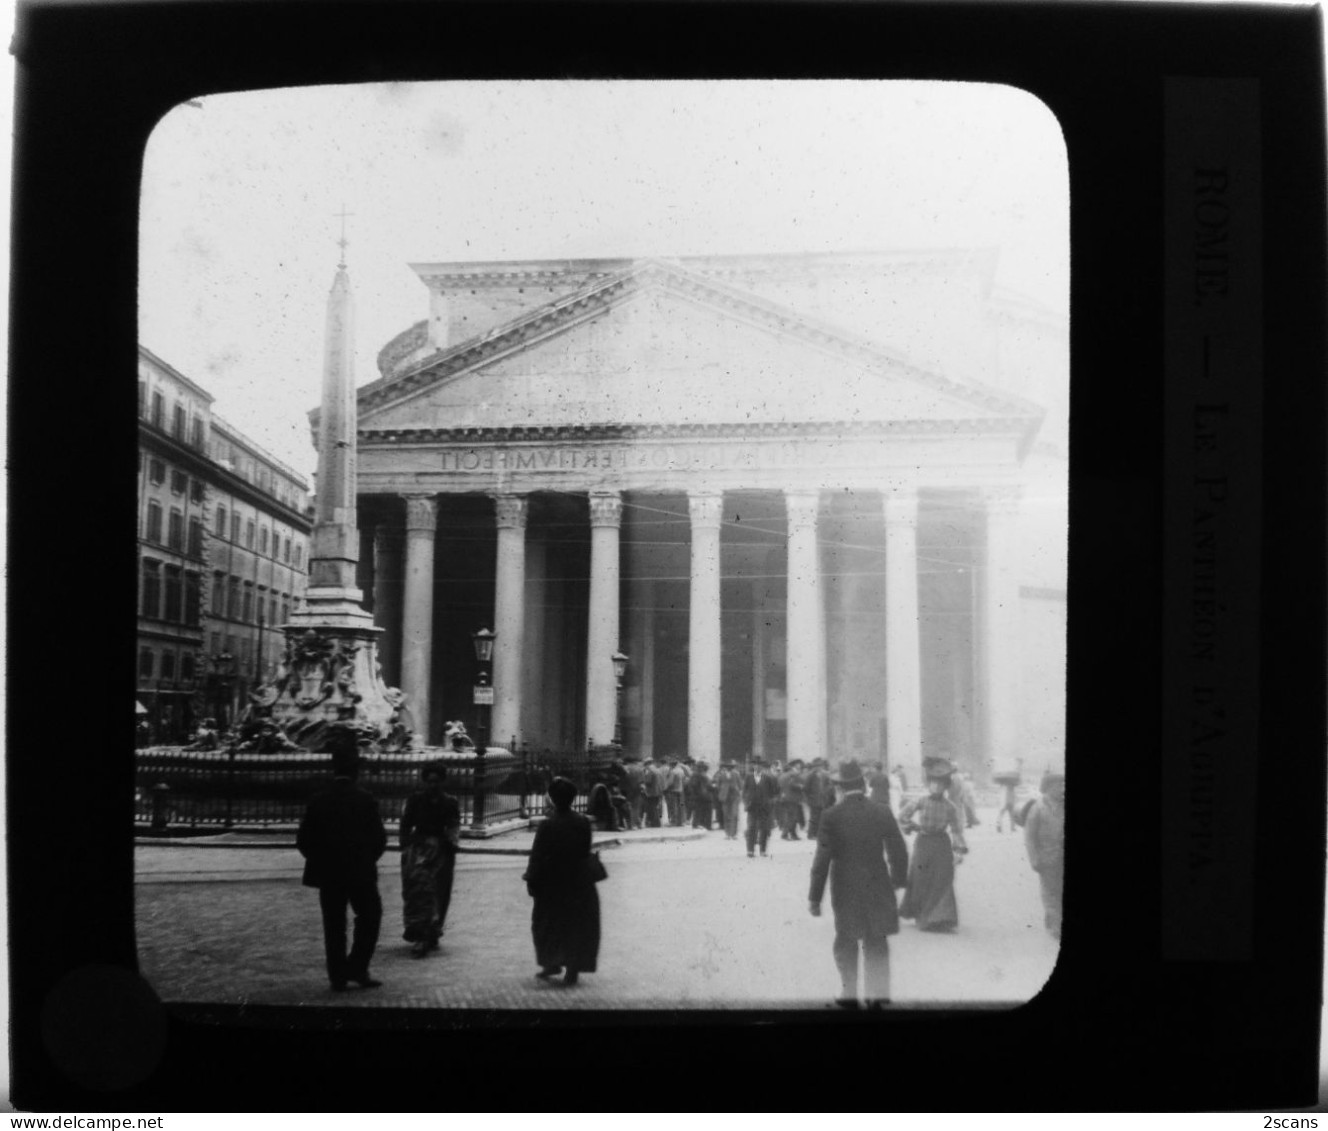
[257,221,408,749]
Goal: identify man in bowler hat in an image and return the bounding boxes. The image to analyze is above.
[297,726,388,991]
[809,758,910,1007]
[742,757,781,857]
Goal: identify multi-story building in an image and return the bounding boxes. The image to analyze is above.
[137,347,313,742]
[137,348,216,742]
[203,414,313,723]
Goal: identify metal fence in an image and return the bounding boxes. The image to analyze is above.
[133,742,619,831]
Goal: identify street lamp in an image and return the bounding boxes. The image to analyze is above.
[210,651,236,732]
[611,649,629,749]
[470,627,496,828]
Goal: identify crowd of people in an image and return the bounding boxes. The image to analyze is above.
[295,725,1064,1003]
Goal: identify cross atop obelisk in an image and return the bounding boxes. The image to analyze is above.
[335,205,354,268]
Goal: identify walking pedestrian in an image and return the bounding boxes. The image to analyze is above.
[992,758,1024,832]
[641,757,665,828]
[296,728,387,991]
[688,761,715,829]
[623,758,646,829]
[897,755,968,932]
[804,758,831,839]
[808,758,909,1008]
[523,777,601,987]
[398,761,462,957]
[1023,772,1065,938]
[742,758,780,857]
[713,760,743,839]
[665,756,686,827]
[779,760,806,840]
[867,762,892,810]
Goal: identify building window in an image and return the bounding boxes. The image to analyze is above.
[171,469,187,495]
[269,595,278,625]
[160,651,176,681]
[168,509,184,550]
[138,381,147,418]
[231,514,241,543]
[282,536,291,563]
[228,577,240,619]
[225,634,235,655]
[181,654,196,682]
[164,565,183,622]
[149,459,165,485]
[260,527,269,555]
[139,648,155,679]
[281,598,291,623]
[191,418,205,451]
[146,500,163,543]
[173,404,186,438]
[190,478,204,504]
[141,559,162,618]
[245,520,255,548]
[212,572,226,615]
[241,584,253,623]
[215,506,228,537]
[151,391,164,428]
[210,632,221,654]
[294,543,303,568]
[188,517,204,559]
[184,571,201,627]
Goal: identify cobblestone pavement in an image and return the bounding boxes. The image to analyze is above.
[135,807,1058,1011]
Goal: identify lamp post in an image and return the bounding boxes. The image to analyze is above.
[471,627,496,829]
[611,649,629,750]
[210,652,236,732]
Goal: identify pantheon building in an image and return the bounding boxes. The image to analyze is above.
[339,250,1068,782]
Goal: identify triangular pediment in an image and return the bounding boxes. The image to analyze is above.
[359,260,1040,434]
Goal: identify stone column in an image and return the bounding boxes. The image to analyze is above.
[688,491,724,764]
[786,489,825,762]
[401,495,438,744]
[522,536,548,747]
[884,487,923,775]
[491,494,528,748]
[373,524,405,689]
[585,491,623,748]
[751,573,768,761]
[980,485,1024,767]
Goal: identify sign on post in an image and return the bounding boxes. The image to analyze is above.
[472,684,494,706]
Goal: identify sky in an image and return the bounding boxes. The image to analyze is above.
[139,79,1069,484]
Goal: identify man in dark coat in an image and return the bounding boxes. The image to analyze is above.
[622,758,646,829]
[808,758,910,1008]
[742,758,781,857]
[804,758,831,839]
[297,729,388,991]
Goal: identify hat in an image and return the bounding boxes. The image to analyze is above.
[923,756,956,781]
[548,777,578,808]
[751,757,767,766]
[832,759,867,786]
[788,759,804,768]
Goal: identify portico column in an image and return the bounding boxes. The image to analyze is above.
[883,487,923,775]
[786,489,825,762]
[688,491,724,764]
[980,485,1024,767]
[373,524,405,689]
[401,495,438,744]
[585,491,623,747]
[492,494,528,748]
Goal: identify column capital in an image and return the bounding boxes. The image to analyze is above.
[402,495,438,533]
[493,493,529,531]
[981,483,1023,519]
[688,491,724,530]
[882,487,919,529]
[588,490,623,529]
[785,488,820,534]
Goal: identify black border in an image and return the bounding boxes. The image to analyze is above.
[9,0,1326,1112]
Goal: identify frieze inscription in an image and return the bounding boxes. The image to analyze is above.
[438,442,855,474]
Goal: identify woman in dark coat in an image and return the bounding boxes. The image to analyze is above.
[897,757,968,932]
[523,776,601,986]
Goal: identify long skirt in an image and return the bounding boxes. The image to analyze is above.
[401,837,455,943]
[531,884,601,973]
[899,830,959,931]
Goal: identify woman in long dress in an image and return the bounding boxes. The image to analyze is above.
[898,757,968,932]
[523,776,601,986]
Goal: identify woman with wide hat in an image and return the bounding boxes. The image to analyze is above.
[897,755,968,932]
[522,776,602,986]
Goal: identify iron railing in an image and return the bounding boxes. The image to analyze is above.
[133,741,620,831]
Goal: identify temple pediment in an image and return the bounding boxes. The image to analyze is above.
[357,260,1041,438]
